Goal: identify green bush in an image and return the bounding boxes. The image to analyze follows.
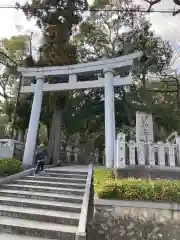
[0,159,23,176]
[94,168,114,193]
[94,168,180,203]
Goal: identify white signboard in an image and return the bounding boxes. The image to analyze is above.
[136,111,154,143]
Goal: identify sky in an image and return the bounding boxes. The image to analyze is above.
[0,0,180,68]
[135,0,180,68]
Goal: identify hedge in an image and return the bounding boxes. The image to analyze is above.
[94,168,114,193]
[0,159,23,176]
[94,168,180,203]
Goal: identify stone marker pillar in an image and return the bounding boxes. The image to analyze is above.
[136,111,154,143]
[136,111,154,166]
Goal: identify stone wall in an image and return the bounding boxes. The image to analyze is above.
[91,199,180,240]
[114,165,180,180]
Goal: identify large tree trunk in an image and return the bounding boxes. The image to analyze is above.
[53,107,63,165]
[47,93,66,165]
[36,125,41,146]
[18,129,25,142]
[47,107,63,165]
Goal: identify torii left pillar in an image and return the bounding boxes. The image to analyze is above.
[23,76,44,169]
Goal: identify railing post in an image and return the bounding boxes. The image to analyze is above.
[157,142,165,166]
[168,144,176,167]
[8,139,15,157]
[148,142,155,166]
[129,140,136,165]
[116,132,126,168]
[176,143,180,167]
[137,142,145,165]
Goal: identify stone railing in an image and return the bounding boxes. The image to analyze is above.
[76,164,94,240]
[0,138,104,165]
[0,139,15,159]
[116,132,180,168]
[0,139,24,160]
[0,168,35,184]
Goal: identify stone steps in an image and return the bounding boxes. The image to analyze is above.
[0,205,79,225]
[25,175,87,184]
[0,167,89,239]
[0,189,83,203]
[46,169,88,175]
[38,172,87,179]
[0,216,77,239]
[0,232,58,240]
[0,196,81,212]
[1,183,85,195]
[14,179,86,189]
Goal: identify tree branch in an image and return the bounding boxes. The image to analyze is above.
[174,0,180,6]
[0,72,11,99]
[148,89,177,93]
[144,0,162,11]
[173,9,180,16]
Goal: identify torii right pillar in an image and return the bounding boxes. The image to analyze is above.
[104,68,116,168]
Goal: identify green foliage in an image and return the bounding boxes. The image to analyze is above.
[18,0,90,164]
[94,168,114,193]
[1,35,28,62]
[18,0,88,66]
[0,35,31,138]
[16,0,176,147]
[0,159,23,176]
[95,171,180,203]
[76,4,172,74]
[72,3,173,143]
[15,95,32,131]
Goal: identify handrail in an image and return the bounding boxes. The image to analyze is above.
[0,168,35,185]
[76,164,93,240]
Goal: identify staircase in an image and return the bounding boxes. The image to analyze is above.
[0,166,93,240]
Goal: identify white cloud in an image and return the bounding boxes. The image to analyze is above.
[0,0,37,38]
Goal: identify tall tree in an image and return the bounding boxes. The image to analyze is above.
[18,0,88,164]
[0,35,31,139]
[73,3,172,143]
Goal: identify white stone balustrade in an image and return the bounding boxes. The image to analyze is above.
[116,132,180,169]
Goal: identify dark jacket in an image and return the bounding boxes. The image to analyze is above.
[35,147,47,163]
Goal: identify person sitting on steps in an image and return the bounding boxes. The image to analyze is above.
[34,143,47,177]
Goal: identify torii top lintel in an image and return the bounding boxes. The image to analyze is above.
[18,51,143,77]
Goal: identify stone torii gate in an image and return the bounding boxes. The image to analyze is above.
[18,51,142,169]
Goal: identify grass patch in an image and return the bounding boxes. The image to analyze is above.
[94,168,180,203]
[0,158,23,177]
